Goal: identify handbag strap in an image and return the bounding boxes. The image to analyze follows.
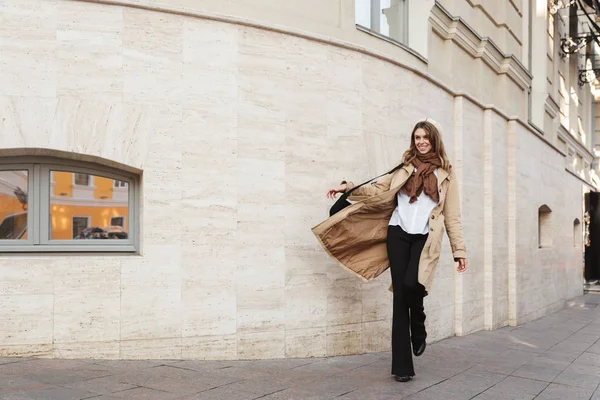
[344,162,405,197]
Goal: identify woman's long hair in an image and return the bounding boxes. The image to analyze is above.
[402,120,451,170]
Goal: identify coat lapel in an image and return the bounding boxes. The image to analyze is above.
[390,164,413,189]
[437,168,449,188]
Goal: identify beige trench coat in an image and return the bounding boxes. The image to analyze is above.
[312,163,466,294]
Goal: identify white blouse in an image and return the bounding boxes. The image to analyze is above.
[388,169,438,235]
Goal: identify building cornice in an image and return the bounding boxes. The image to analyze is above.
[355,25,428,63]
[508,0,523,16]
[558,125,595,162]
[430,2,532,90]
[545,95,560,119]
[507,117,568,157]
[565,167,596,189]
[465,0,523,41]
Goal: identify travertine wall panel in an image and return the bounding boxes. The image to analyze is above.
[490,113,510,329]
[452,98,485,335]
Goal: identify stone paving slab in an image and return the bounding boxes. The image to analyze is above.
[1,294,600,400]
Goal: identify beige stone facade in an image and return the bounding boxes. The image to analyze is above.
[0,0,596,359]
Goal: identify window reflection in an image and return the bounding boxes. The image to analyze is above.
[50,171,129,240]
[0,170,28,240]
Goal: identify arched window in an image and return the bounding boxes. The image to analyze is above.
[538,205,552,248]
[0,156,138,252]
[574,218,581,248]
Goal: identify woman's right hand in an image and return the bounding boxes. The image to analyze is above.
[326,183,347,199]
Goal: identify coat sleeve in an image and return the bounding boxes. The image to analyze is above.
[443,171,467,260]
[342,173,393,197]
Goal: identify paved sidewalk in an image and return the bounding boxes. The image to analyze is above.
[1,295,600,400]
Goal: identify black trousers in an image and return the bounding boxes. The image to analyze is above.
[387,225,428,376]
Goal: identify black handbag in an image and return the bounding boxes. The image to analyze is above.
[329,163,405,216]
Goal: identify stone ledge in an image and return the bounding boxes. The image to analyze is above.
[430,1,532,90]
[558,124,596,163]
[545,95,560,119]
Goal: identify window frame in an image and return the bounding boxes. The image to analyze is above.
[72,215,90,238]
[110,215,126,229]
[0,157,139,253]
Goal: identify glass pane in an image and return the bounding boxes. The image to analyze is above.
[0,170,28,240]
[381,0,408,43]
[50,171,129,240]
[72,217,89,238]
[355,0,408,44]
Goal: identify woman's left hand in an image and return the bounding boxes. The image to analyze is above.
[456,258,467,273]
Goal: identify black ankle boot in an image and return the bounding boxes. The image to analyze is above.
[410,306,427,357]
[395,375,413,382]
[413,339,426,356]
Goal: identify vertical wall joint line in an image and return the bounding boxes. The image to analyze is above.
[453,96,465,336]
[483,109,494,330]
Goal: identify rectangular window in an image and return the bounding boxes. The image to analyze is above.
[72,216,89,239]
[547,10,554,58]
[559,73,569,128]
[356,0,409,45]
[0,157,138,252]
[74,173,90,186]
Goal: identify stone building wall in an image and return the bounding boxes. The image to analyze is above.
[0,0,594,359]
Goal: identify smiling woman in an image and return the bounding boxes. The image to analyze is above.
[317,119,467,382]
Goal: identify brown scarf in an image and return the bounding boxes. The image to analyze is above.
[401,153,442,204]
